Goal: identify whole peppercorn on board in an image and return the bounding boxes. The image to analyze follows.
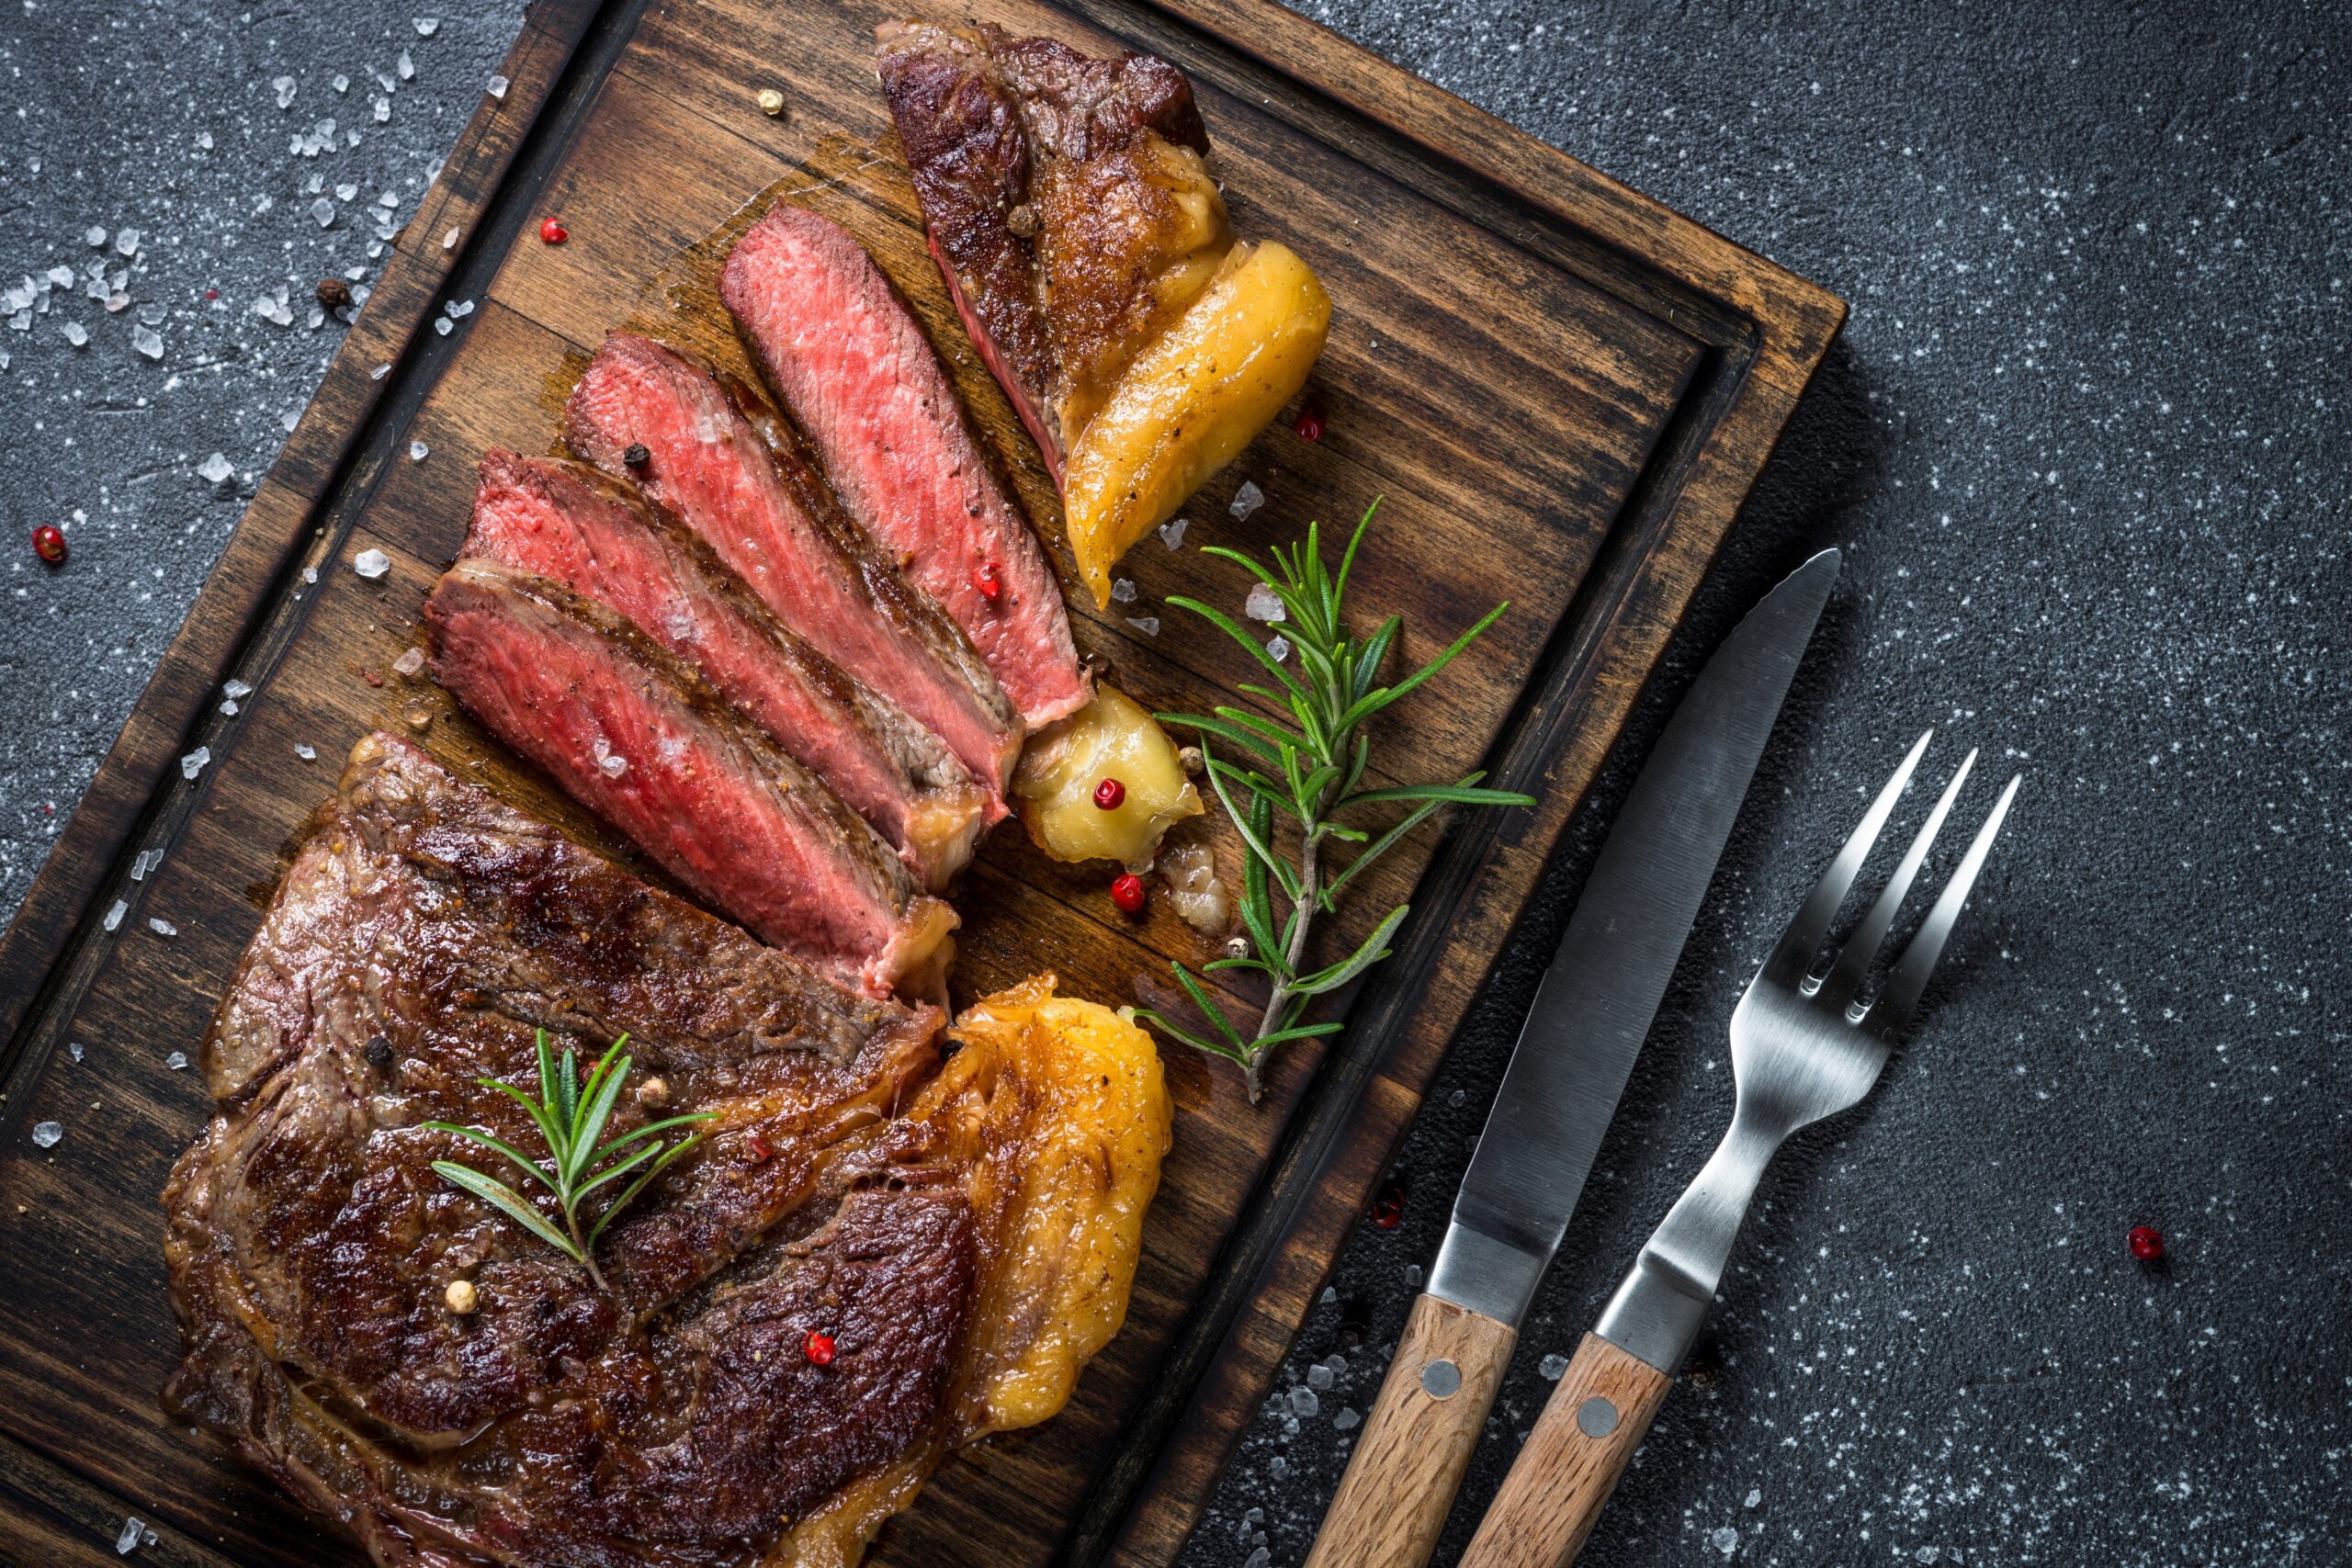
[0,2,1841,1565]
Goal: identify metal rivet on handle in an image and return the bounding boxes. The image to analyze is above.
[1420,1359,1462,1399]
[1576,1396,1619,1438]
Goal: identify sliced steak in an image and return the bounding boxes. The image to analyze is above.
[564,332,1021,806]
[464,451,987,889]
[163,739,1170,1568]
[876,18,1229,479]
[425,558,956,1000]
[721,206,1089,730]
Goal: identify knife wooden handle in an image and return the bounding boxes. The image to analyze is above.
[1458,1332,1673,1568]
[1304,1292,1516,1568]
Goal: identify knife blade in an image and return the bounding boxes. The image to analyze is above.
[1302,548,1838,1568]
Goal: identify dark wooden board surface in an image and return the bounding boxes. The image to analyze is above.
[0,1,1840,1564]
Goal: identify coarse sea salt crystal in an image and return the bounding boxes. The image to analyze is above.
[1244,582,1286,622]
[85,225,107,247]
[391,647,425,676]
[1332,1407,1360,1431]
[302,566,319,584]
[196,130,212,150]
[1538,1351,1569,1380]
[180,746,210,780]
[1229,479,1264,519]
[442,226,460,250]
[220,699,239,716]
[62,321,88,347]
[132,325,164,359]
[1743,1488,1761,1509]
[1159,516,1188,549]
[371,362,391,379]
[333,73,350,94]
[274,74,298,109]
[311,198,334,228]
[295,742,317,761]
[377,189,399,209]
[1711,1526,1739,1556]
[594,738,628,777]
[374,96,392,124]
[165,1052,189,1071]
[1266,634,1292,662]
[447,298,473,318]
[336,182,358,201]
[1110,577,1137,604]
[149,918,177,938]
[399,50,416,81]
[1125,615,1159,637]
[410,440,429,461]
[69,1042,84,1064]
[1306,1363,1333,1391]
[415,16,440,35]
[46,265,74,288]
[1288,1386,1317,1417]
[434,317,452,335]
[198,452,233,483]
[224,678,253,700]
[487,73,510,100]
[131,848,162,882]
[31,1122,62,1149]
[353,547,391,579]
[103,899,127,931]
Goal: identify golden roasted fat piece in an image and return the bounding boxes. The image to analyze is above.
[773,975,1173,1567]
[1012,682,1205,868]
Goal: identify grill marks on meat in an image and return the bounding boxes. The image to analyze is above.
[721,206,1089,729]
[876,17,1231,477]
[163,739,1168,1568]
[565,332,1021,806]
[163,734,970,1567]
[425,558,956,1000]
[463,451,987,890]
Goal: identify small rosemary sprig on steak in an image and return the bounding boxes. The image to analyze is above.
[1136,503,1534,1103]
[425,1031,712,1291]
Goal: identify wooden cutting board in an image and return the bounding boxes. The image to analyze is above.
[0,2,1840,1563]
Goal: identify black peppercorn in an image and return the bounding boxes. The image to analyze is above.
[622,443,651,470]
[364,1035,394,1070]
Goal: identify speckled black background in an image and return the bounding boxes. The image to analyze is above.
[3,3,2346,1566]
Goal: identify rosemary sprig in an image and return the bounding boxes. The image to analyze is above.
[1136,502,1535,1103]
[425,1030,712,1291]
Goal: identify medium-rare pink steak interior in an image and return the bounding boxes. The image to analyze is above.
[564,332,1023,807]
[722,205,1089,729]
[425,558,956,1000]
[163,734,1169,1568]
[463,451,989,890]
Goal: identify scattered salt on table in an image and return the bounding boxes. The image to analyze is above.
[132,325,164,359]
[103,899,127,931]
[1332,1407,1360,1431]
[391,647,425,676]
[441,226,459,249]
[31,1122,62,1149]
[130,848,161,882]
[400,51,417,82]
[61,321,87,347]
[295,743,317,761]
[116,1515,144,1554]
[1266,635,1292,662]
[1229,479,1264,520]
[148,918,177,938]
[1159,516,1188,549]
[69,1042,85,1063]
[1110,577,1137,604]
[1712,1527,1740,1556]
[180,746,210,781]
[224,678,254,701]
[1288,1386,1317,1417]
[410,440,430,460]
[1245,582,1285,622]
[165,1053,189,1071]
[311,198,334,228]
[85,226,107,248]
[487,73,510,100]
[198,452,232,484]
[273,74,297,109]
[353,547,391,579]
[1125,615,1160,637]
[1538,1352,1569,1380]
[414,16,440,35]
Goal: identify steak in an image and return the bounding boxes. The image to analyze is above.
[425,558,956,1000]
[163,737,1170,1568]
[463,451,988,890]
[876,18,1231,479]
[564,333,1021,806]
[720,206,1089,729]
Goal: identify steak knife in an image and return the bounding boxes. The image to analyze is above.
[1302,549,1839,1568]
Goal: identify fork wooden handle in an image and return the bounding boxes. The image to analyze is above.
[1458,1333,1673,1568]
[1303,1292,1516,1568]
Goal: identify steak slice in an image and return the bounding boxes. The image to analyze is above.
[564,332,1021,806]
[876,17,1231,479]
[721,206,1089,729]
[163,739,1170,1568]
[463,451,988,890]
[426,558,956,1000]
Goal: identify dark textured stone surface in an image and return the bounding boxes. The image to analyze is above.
[3,3,2346,1566]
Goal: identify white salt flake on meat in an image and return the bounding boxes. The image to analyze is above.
[103,899,127,931]
[594,738,628,777]
[487,74,510,100]
[198,452,232,483]
[273,74,297,109]
[391,647,425,676]
[1538,1352,1569,1380]
[148,918,177,938]
[1266,635,1293,662]
[353,547,391,579]
[1158,516,1188,549]
[295,743,317,761]
[414,16,440,35]
[410,440,429,461]
[1245,582,1286,622]
[165,1053,188,1071]
[1111,577,1137,604]
[180,746,210,780]
[1229,480,1264,519]
[132,325,163,359]
[1125,615,1160,636]
[85,226,107,247]
[31,1122,62,1149]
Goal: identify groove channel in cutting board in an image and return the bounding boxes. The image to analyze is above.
[0,0,1841,1562]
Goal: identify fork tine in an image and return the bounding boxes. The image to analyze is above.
[1866,773,2021,1033]
[1759,730,1933,987]
[1816,749,1977,1010]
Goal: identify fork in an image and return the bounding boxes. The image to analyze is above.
[1457,730,2019,1568]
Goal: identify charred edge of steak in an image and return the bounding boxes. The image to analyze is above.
[425,559,956,1000]
[466,451,989,890]
[562,333,1022,805]
[718,205,1089,730]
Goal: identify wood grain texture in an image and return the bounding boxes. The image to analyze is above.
[0,2,1840,1565]
[1302,1293,1516,1568]
[1458,1333,1675,1568]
